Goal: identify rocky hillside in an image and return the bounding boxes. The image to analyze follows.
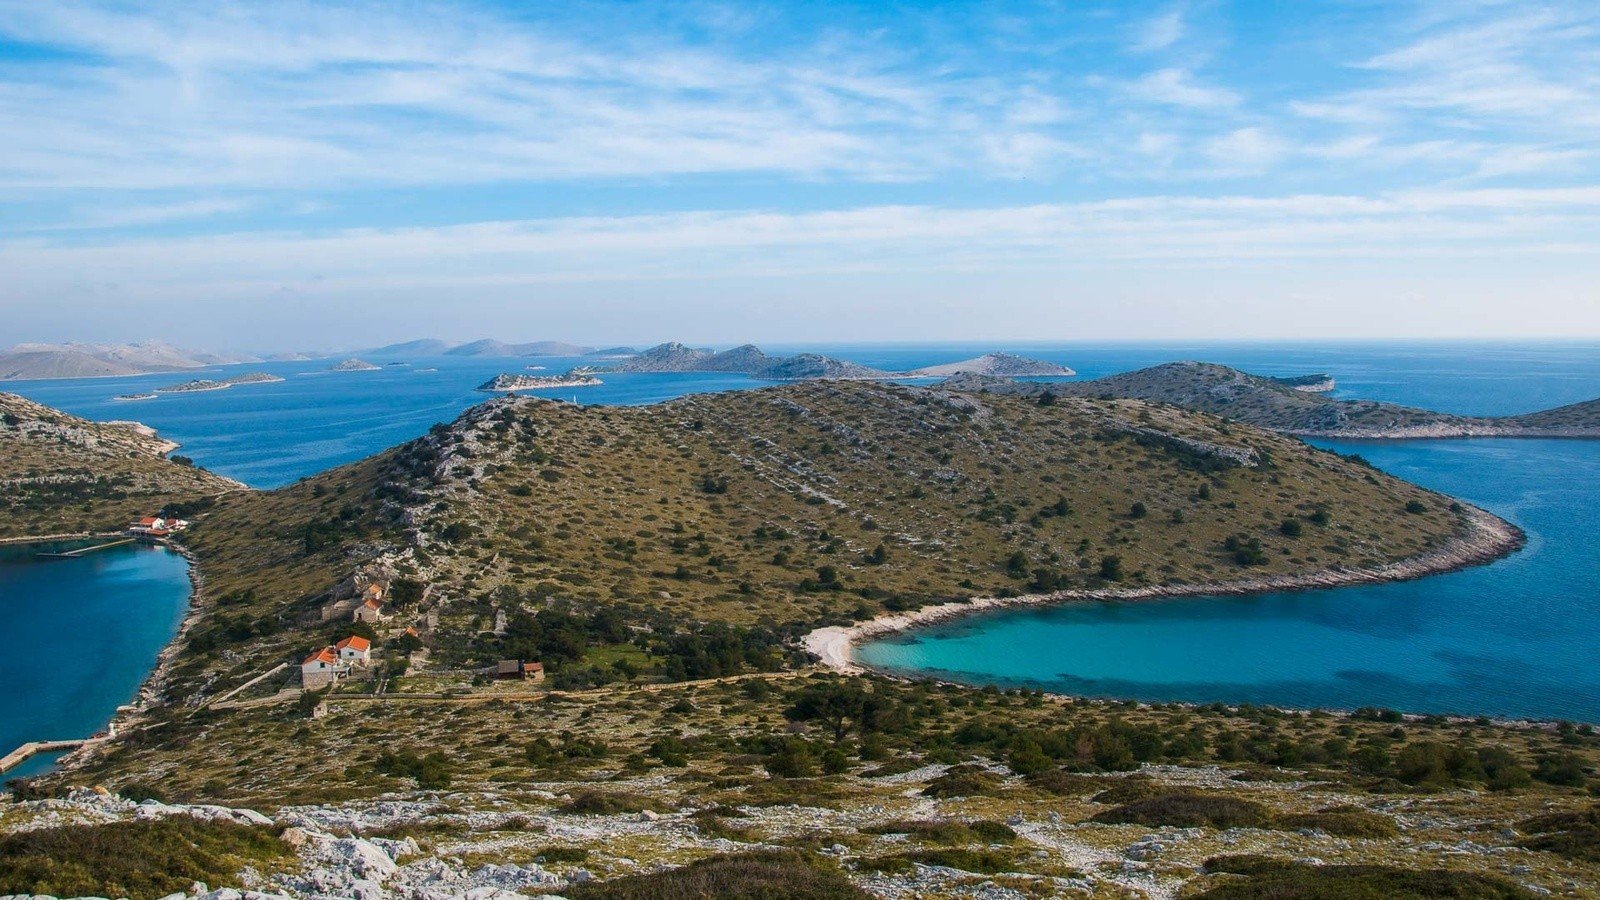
[19,382,1595,899]
[0,393,237,537]
[947,362,1600,438]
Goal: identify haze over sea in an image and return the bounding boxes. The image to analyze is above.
[2,340,1598,773]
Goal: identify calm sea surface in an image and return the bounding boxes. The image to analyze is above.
[0,541,189,780]
[2,340,1598,758]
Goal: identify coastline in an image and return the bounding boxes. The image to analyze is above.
[804,503,1524,674]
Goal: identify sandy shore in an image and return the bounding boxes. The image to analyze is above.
[804,503,1524,674]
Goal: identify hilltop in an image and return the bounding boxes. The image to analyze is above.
[16,384,1600,900]
[947,362,1600,438]
[0,341,258,381]
[0,393,237,537]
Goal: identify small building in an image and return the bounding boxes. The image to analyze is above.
[129,516,189,537]
[353,596,390,624]
[495,659,544,682]
[335,635,372,665]
[301,646,344,689]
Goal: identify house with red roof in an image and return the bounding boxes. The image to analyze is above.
[300,645,344,689]
[335,635,372,665]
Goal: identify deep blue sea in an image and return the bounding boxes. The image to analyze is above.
[2,340,1598,753]
[0,541,189,780]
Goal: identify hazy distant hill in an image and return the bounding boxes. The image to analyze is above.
[443,338,597,357]
[0,341,258,381]
[946,361,1600,438]
[363,339,455,357]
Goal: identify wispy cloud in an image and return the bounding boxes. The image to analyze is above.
[1132,6,1187,53]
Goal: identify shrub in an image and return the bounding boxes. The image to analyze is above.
[1273,806,1398,839]
[559,791,659,815]
[1092,792,1270,829]
[870,847,1019,875]
[921,769,1004,799]
[1198,855,1533,899]
[0,818,290,900]
[569,850,869,899]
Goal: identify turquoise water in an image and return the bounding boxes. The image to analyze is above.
[1,341,1598,734]
[0,541,190,780]
[858,438,1600,722]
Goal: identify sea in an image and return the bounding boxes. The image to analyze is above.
[2,340,1598,778]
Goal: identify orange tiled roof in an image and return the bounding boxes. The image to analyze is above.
[302,647,338,666]
[335,635,371,652]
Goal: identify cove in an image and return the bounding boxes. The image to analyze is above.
[858,437,1600,722]
[0,541,191,781]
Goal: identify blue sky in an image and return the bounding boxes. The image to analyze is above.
[2,0,1598,348]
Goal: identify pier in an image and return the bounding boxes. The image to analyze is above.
[35,537,136,559]
[0,739,92,774]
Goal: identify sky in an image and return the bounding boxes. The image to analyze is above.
[2,0,1599,350]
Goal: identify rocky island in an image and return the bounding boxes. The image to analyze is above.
[153,372,286,393]
[326,358,381,372]
[604,342,1073,381]
[909,351,1076,377]
[476,372,603,392]
[5,380,1595,898]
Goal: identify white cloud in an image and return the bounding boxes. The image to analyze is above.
[1125,68,1239,110]
[1132,7,1186,53]
[1203,127,1289,170]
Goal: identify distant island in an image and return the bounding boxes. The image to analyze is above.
[947,361,1600,438]
[476,372,603,391]
[908,351,1075,377]
[112,392,157,402]
[0,341,259,381]
[603,342,1072,381]
[152,372,285,394]
[327,358,381,372]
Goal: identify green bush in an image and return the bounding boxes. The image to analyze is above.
[569,850,869,899]
[1198,855,1533,898]
[560,791,659,815]
[0,818,290,900]
[1092,792,1270,829]
[1273,806,1398,839]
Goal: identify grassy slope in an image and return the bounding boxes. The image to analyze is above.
[414,382,1465,627]
[0,391,236,538]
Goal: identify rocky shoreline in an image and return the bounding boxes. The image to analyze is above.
[805,503,1524,675]
[1292,424,1600,439]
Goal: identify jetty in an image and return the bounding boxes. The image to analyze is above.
[35,537,135,559]
[0,739,92,774]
